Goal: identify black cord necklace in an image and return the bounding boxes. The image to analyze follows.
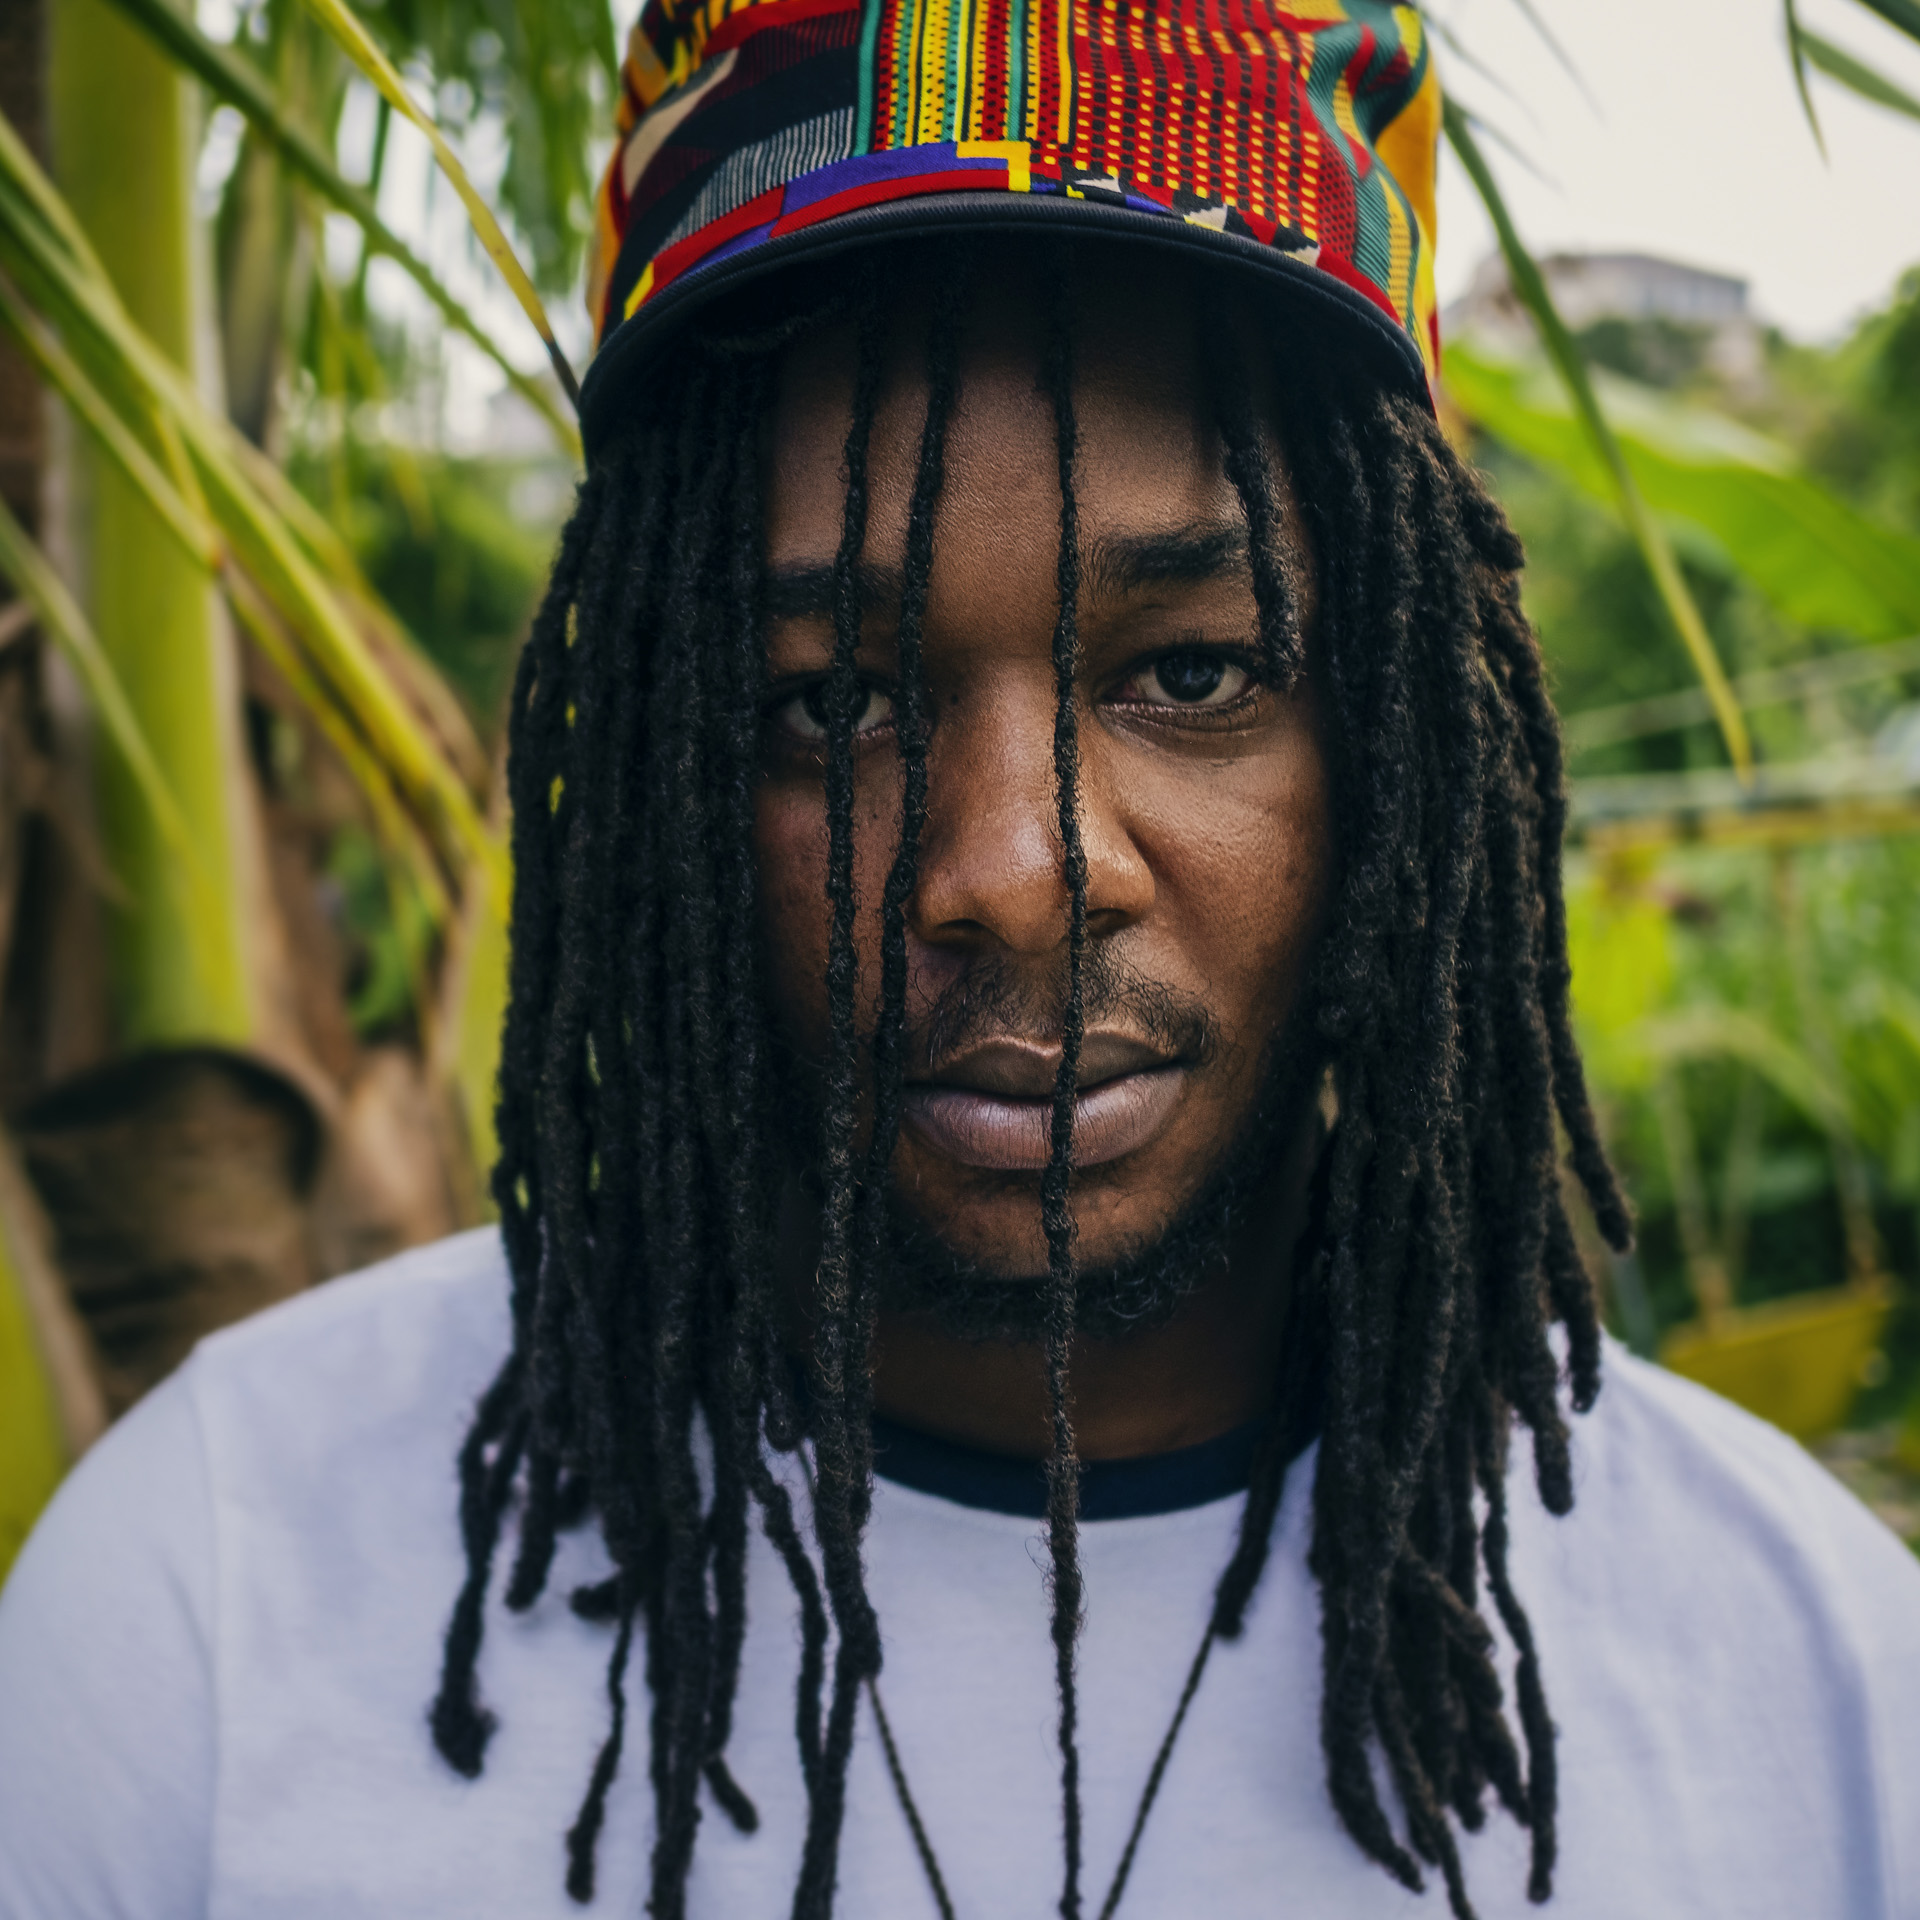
[798,1279,1326,1920]
[797,1436,1234,1920]
[865,1607,1224,1920]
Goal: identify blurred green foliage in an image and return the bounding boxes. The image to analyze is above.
[1465,271,1920,1461]
[215,0,614,301]
[310,444,566,727]
[178,0,579,1051]
[325,823,437,1036]
[277,439,561,1036]
[354,0,617,296]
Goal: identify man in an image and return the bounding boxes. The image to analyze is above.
[3,4,1918,1918]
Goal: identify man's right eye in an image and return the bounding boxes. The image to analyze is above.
[771,681,895,742]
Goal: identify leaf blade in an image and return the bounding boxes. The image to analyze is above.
[1854,0,1920,45]
[295,0,582,411]
[95,0,580,458]
[0,269,221,571]
[0,496,195,862]
[1442,97,1755,775]
[1799,25,1920,121]
[0,111,500,900]
[1785,0,1831,154]
[1444,342,1920,643]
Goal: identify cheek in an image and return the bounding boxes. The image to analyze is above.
[754,784,830,1054]
[753,760,906,1059]
[1133,751,1334,1053]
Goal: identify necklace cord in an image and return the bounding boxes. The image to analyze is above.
[1094,1624,1219,1920]
[866,1678,959,1920]
[869,1608,1225,1920]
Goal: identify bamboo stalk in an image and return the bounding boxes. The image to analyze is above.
[50,0,254,1046]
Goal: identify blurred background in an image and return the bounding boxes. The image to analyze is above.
[1,0,1918,1575]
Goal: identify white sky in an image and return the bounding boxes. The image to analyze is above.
[1429,0,1920,341]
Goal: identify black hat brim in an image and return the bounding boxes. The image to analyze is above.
[578,188,1430,461]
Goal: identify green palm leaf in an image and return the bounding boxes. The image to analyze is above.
[1855,0,1920,44]
[1798,25,1920,122]
[0,105,502,914]
[1442,98,1754,774]
[0,497,195,866]
[1786,0,1833,153]
[97,0,579,459]
[297,0,581,412]
[1444,342,1920,642]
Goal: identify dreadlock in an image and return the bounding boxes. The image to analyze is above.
[431,238,1630,1920]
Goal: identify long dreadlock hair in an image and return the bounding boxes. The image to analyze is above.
[430,237,1632,1920]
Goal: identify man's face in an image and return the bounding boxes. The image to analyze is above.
[755,261,1334,1285]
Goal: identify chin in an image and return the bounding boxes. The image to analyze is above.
[898,1173,1191,1280]
[878,1179,1235,1344]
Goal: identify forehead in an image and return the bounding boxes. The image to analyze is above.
[763,252,1255,575]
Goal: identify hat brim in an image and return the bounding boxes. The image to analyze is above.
[578,188,1430,460]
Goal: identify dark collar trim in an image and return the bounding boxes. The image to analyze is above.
[870,1405,1314,1521]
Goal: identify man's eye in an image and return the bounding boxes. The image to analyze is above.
[773,681,895,742]
[1123,651,1252,708]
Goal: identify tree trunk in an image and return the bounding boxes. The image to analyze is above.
[49,0,257,1050]
[0,0,44,544]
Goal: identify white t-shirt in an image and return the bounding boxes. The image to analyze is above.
[2,1227,1918,1920]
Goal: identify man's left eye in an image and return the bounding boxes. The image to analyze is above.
[1123,651,1251,708]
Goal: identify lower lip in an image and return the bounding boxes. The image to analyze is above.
[900,1067,1187,1172]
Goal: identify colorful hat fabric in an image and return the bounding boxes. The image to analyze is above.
[580,0,1441,450]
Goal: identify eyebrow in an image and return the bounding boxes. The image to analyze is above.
[760,521,1249,623]
[1082,522,1249,600]
[761,562,905,622]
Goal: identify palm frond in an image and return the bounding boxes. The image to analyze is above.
[1785,0,1831,156]
[1799,25,1920,122]
[0,105,504,915]
[1854,0,1920,45]
[1442,98,1754,775]
[97,0,580,460]
[297,0,581,411]
[1416,13,1542,132]
[1500,0,1600,114]
[0,270,220,569]
[0,497,195,864]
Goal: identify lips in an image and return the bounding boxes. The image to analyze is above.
[900,1035,1188,1171]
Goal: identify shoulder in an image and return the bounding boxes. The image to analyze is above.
[5,1227,508,1597]
[186,1222,511,1421]
[182,1224,510,1431]
[175,1226,513,1588]
[1573,1340,1920,1597]
[0,1232,519,1913]
[5,1225,512,1638]
[1505,1348,1920,1910]
[1553,1342,1920,1658]
[14,1225,515,1657]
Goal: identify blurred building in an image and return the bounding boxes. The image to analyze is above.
[1447,249,1766,387]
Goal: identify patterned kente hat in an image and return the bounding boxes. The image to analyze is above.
[580,0,1441,451]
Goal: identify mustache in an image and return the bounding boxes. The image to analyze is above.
[910,947,1220,1075]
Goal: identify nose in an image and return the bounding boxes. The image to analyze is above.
[909,669,1153,955]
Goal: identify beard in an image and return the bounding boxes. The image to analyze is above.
[876,1032,1321,1342]
[769,941,1326,1343]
